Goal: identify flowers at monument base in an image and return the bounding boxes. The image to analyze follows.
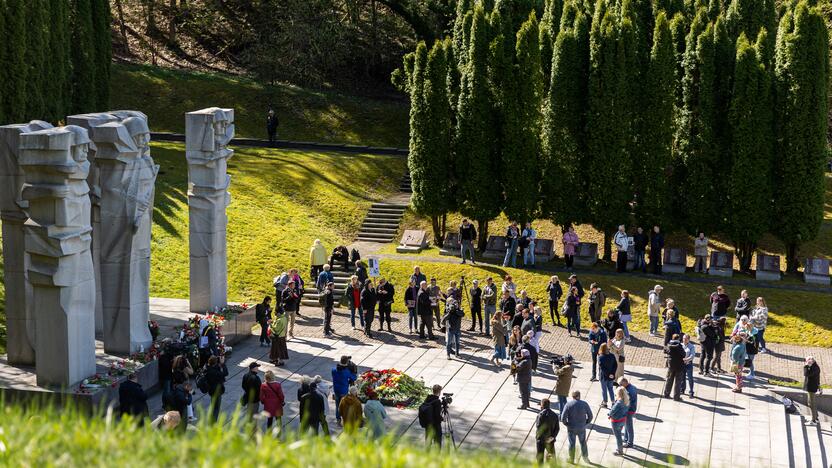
[128,343,160,364]
[356,369,429,407]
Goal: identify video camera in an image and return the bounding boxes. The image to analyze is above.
[441,392,453,409]
[551,354,573,368]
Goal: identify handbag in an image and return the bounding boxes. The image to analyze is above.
[618,355,625,363]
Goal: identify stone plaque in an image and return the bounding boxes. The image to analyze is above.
[663,248,687,274]
[709,251,733,277]
[397,229,428,253]
[574,242,598,267]
[804,258,830,285]
[534,239,555,262]
[483,235,508,259]
[438,232,460,256]
[755,254,781,281]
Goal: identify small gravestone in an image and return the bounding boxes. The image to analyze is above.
[804,258,830,285]
[755,254,781,281]
[709,251,734,277]
[663,248,687,274]
[438,232,460,256]
[483,235,508,259]
[573,242,598,267]
[396,230,428,253]
[534,239,555,262]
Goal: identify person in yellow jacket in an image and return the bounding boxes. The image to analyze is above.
[310,239,328,281]
[339,386,364,434]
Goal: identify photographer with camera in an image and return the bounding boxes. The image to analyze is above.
[418,384,445,449]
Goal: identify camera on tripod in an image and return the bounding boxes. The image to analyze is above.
[551,353,573,368]
[441,392,453,408]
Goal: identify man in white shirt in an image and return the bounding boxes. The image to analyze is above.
[614,225,629,273]
[647,285,663,336]
[681,335,696,397]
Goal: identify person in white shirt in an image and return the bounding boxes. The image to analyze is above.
[681,335,696,397]
[522,223,537,267]
[647,285,663,336]
[614,225,629,273]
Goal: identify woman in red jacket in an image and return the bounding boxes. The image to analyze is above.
[260,370,285,432]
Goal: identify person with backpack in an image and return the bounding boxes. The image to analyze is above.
[698,314,718,375]
[260,371,285,432]
[647,285,663,336]
[361,279,377,339]
[241,362,262,421]
[588,283,606,324]
[204,355,228,423]
[376,278,394,332]
[332,356,357,426]
[419,385,444,448]
[273,271,290,298]
[546,276,563,326]
[322,282,335,336]
[535,398,560,463]
[281,280,300,339]
[269,310,289,366]
[442,298,465,359]
[256,296,272,347]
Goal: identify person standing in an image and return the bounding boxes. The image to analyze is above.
[469,279,483,333]
[532,307,544,352]
[309,239,327,281]
[428,278,443,330]
[322,282,335,336]
[663,309,681,347]
[751,297,768,353]
[490,312,507,367]
[515,348,533,409]
[339,386,364,434]
[681,334,696,397]
[610,329,626,381]
[633,227,648,273]
[118,373,149,420]
[417,281,435,340]
[503,222,521,267]
[260,371,285,433]
[569,274,584,298]
[693,232,709,273]
[289,269,305,317]
[376,278,394,332]
[804,356,821,425]
[535,398,560,464]
[664,335,685,400]
[614,225,629,273]
[562,227,579,271]
[588,323,607,382]
[483,277,497,335]
[712,317,727,374]
[554,356,575,412]
[730,334,748,393]
[588,283,606,324]
[546,276,564,326]
[710,286,731,320]
[361,279,377,339]
[647,285,663,336]
[616,290,632,341]
[280,280,300,339]
[420,385,443,449]
[502,275,517,299]
[698,315,718,375]
[598,343,617,407]
[241,362,262,421]
[332,356,357,425]
[522,222,537,266]
[299,380,329,435]
[269,310,289,366]
[734,289,752,324]
[602,309,623,341]
[649,225,664,274]
[256,296,273,347]
[459,219,477,264]
[364,390,388,439]
[565,287,582,337]
[618,377,638,448]
[609,386,630,456]
[346,276,363,330]
[405,279,418,334]
[443,299,465,359]
[560,390,593,465]
[316,264,334,293]
[266,108,279,143]
[205,355,229,423]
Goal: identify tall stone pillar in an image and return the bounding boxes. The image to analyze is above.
[67,111,157,354]
[0,120,53,365]
[20,126,96,386]
[185,108,234,313]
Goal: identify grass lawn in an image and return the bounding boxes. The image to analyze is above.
[110,63,410,147]
[374,259,832,347]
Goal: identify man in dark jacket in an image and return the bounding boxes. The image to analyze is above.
[361,280,377,338]
[119,373,148,420]
[417,281,435,340]
[650,225,665,274]
[459,218,477,264]
[171,382,191,431]
[280,281,300,338]
[633,227,648,273]
[266,109,279,143]
[256,296,272,347]
[468,279,483,332]
[515,349,533,409]
[355,261,368,285]
[241,362,262,420]
[500,291,517,318]
[442,298,465,358]
[422,385,444,448]
[158,343,174,400]
[332,356,358,424]
[535,398,560,464]
[322,282,335,336]
[804,356,821,424]
[664,335,685,400]
[329,245,350,272]
[709,286,731,319]
[205,355,229,423]
[299,381,330,435]
[376,278,395,332]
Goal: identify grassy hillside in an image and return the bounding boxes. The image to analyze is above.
[109,63,410,147]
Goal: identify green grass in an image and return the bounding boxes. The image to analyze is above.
[109,63,410,147]
[373,260,832,347]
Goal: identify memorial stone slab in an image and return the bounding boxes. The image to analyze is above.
[573,242,598,267]
[396,229,428,253]
[20,126,96,386]
[0,120,53,365]
[755,254,781,282]
[708,251,734,278]
[439,232,460,256]
[533,239,555,262]
[663,248,687,274]
[483,236,508,259]
[186,108,234,313]
[804,258,830,285]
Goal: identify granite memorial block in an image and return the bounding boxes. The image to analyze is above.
[533,239,555,262]
[20,126,96,386]
[396,229,428,253]
[755,254,781,281]
[439,232,460,256]
[0,120,53,365]
[483,235,508,259]
[663,248,687,274]
[804,258,830,285]
[573,242,598,267]
[709,251,734,278]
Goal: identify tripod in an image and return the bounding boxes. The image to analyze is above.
[458,275,470,308]
[442,403,457,450]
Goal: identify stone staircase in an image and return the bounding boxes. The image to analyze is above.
[301,267,354,307]
[355,202,408,243]
[399,173,412,193]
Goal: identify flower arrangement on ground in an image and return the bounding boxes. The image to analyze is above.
[356,369,430,407]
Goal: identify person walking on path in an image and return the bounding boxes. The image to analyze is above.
[266,109,279,143]
[664,335,685,401]
[309,239,327,281]
[503,222,520,267]
[750,297,769,353]
[241,362,262,421]
[269,310,289,366]
[560,390,593,465]
[405,279,418,334]
[618,377,638,448]
[710,286,731,320]
[522,222,537,266]
[468,279,483,333]
[205,355,229,423]
[588,283,606,324]
[322,282,335,336]
[681,334,696,397]
[647,285,663,336]
[565,287,582,337]
[299,380,330,436]
[649,225,664,275]
[280,280,300,338]
[554,356,575,412]
[443,298,465,359]
[490,312,507,367]
[562,227,579,271]
[332,356,357,425]
[535,398,560,464]
[599,343,618,407]
[614,225,629,273]
[698,315,718,375]
[547,276,564,326]
[339,386,364,434]
[364,390,388,439]
[515,348,533,409]
[712,317,727,374]
[609,386,630,456]
[633,227,648,273]
[588,323,607,382]
[376,278,394,332]
[417,281,435,340]
[730,334,748,393]
[610,329,626,381]
[804,356,821,425]
[483,277,497,335]
[361,279,377,339]
[694,232,709,273]
[616,290,632,341]
[346,276,364,330]
[260,371,285,433]
[255,296,272,347]
[459,219,477,264]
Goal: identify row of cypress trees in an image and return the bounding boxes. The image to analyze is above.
[403,0,828,272]
[0,0,111,125]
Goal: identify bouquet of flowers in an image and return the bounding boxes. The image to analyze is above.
[108,360,139,377]
[129,342,160,364]
[212,304,248,320]
[355,368,430,407]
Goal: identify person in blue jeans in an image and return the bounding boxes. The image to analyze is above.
[560,390,593,465]
[331,356,357,424]
[503,222,520,267]
[345,276,364,329]
[681,334,696,397]
[618,377,638,448]
[598,343,618,407]
[442,298,465,359]
[609,387,629,456]
[554,356,574,413]
[404,279,418,333]
[588,323,607,381]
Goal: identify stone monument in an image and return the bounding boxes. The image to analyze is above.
[804,258,830,285]
[708,251,734,278]
[483,235,508,259]
[573,242,598,267]
[185,107,234,313]
[533,239,555,263]
[663,248,687,274]
[397,229,428,253]
[755,254,781,281]
[0,120,53,365]
[20,126,96,386]
[438,232,460,256]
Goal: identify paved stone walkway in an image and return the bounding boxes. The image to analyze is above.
[148,298,830,466]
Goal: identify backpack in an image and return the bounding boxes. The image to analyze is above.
[196,369,209,394]
[697,321,706,342]
[418,400,435,428]
[350,248,361,264]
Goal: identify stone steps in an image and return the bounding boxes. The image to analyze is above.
[399,173,412,193]
[354,172,410,244]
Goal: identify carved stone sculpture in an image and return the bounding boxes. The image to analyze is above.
[0,120,53,365]
[185,108,234,313]
[20,126,96,386]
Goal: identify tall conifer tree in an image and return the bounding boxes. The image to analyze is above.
[4,0,28,122]
[70,0,96,113]
[91,0,112,109]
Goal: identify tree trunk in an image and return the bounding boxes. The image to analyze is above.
[115,0,129,49]
[476,219,489,252]
[168,0,177,45]
[602,230,612,262]
[431,215,445,247]
[786,242,800,274]
[734,241,756,273]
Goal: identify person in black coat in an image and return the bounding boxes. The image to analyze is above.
[535,398,560,464]
[468,280,483,333]
[500,291,517,318]
[256,296,272,346]
[322,282,335,336]
[698,315,719,375]
[355,261,368,285]
[171,382,191,431]
[417,282,435,339]
[602,309,623,340]
[361,280,377,338]
[266,109,279,143]
[664,335,685,400]
[299,382,330,435]
[515,349,533,409]
[376,278,395,332]
[633,227,649,273]
[205,355,229,423]
[804,357,821,424]
[422,385,444,448]
[119,374,149,420]
[650,226,665,274]
[158,344,174,400]
[241,362,262,419]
